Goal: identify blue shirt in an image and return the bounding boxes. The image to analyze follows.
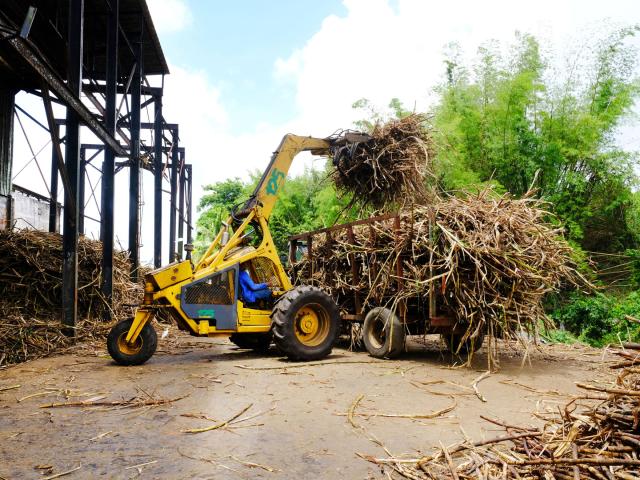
[239,270,268,303]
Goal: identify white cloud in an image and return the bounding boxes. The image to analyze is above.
[158,63,334,200]
[273,50,302,82]
[159,65,270,198]
[274,0,640,134]
[146,0,192,34]
[136,65,297,263]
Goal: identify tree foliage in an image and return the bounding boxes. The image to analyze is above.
[268,166,359,253]
[551,290,640,346]
[433,29,640,251]
[194,166,359,258]
[191,28,640,349]
[195,177,247,253]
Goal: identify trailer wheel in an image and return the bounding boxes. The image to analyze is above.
[229,332,272,353]
[272,286,340,361]
[442,332,485,354]
[107,318,157,366]
[362,307,405,359]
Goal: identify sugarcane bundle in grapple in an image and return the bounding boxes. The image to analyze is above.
[330,113,433,209]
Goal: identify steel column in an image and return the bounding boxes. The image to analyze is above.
[0,83,15,198]
[62,0,84,331]
[128,35,143,281]
[186,164,193,261]
[48,124,59,232]
[177,150,185,260]
[153,94,163,268]
[100,0,119,315]
[169,128,178,262]
[78,147,85,235]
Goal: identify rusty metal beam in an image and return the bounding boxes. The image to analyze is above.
[169,127,178,262]
[129,34,143,281]
[41,86,75,220]
[288,213,398,241]
[100,0,119,317]
[185,164,193,261]
[0,25,127,157]
[82,82,162,98]
[153,94,163,267]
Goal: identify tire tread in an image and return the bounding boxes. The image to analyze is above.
[271,285,339,361]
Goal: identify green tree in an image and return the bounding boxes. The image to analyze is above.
[194,166,358,258]
[433,28,640,251]
[195,178,247,256]
[352,97,413,132]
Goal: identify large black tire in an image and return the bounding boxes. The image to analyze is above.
[229,332,272,353]
[362,307,405,359]
[107,318,157,366]
[272,285,340,361]
[442,332,485,354]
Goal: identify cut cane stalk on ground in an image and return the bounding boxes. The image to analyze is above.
[360,350,640,479]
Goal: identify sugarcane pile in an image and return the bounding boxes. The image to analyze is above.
[291,190,586,364]
[0,230,141,366]
[330,113,433,208]
[365,347,640,479]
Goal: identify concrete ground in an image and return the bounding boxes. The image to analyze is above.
[0,332,613,479]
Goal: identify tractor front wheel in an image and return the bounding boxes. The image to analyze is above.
[107,318,157,366]
[272,286,340,361]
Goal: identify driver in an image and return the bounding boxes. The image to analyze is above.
[239,262,276,303]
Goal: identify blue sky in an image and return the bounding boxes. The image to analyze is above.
[157,1,346,133]
[149,0,640,179]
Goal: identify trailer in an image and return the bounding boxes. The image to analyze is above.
[288,213,485,358]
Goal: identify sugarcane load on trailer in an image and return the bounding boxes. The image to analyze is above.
[107,133,371,365]
[288,214,485,359]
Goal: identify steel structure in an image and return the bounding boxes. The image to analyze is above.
[0,1,193,329]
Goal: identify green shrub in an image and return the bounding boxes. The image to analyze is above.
[626,248,640,289]
[540,328,581,345]
[550,291,640,346]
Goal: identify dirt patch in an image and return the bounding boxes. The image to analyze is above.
[0,334,615,479]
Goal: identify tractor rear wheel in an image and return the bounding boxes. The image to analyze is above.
[229,332,272,353]
[107,318,157,366]
[272,286,340,361]
[362,307,405,359]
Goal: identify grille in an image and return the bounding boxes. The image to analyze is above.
[184,271,235,305]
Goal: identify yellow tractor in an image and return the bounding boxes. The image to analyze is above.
[107,133,367,365]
